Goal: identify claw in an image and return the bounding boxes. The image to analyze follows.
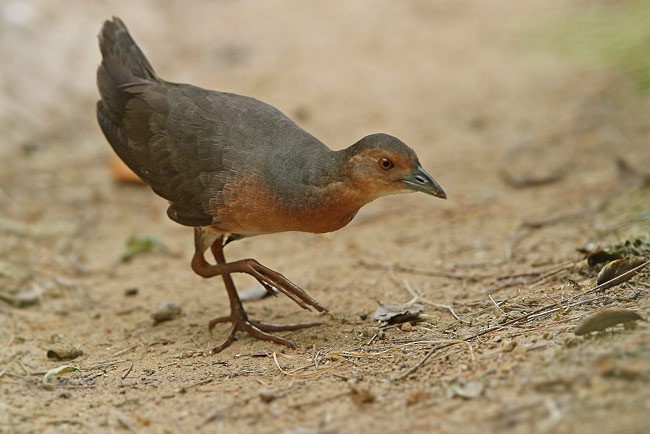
[209,314,321,353]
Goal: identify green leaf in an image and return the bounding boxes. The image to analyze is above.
[42,365,80,389]
[121,236,162,262]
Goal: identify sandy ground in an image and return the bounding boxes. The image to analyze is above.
[1,1,649,433]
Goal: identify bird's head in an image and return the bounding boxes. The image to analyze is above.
[341,133,446,201]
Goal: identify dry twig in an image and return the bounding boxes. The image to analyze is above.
[391,260,648,380]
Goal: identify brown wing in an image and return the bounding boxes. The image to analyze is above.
[96,17,223,226]
[96,18,332,229]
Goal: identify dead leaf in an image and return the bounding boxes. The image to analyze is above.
[251,350,269,358]
[586,249,622,268]
[596,256,646,285]
[110,158,146,185]
[374,303,423,324]
[574,308,644,336]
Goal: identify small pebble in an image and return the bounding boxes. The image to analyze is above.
[151,302,182,324]
[447,381,484,399]
[47,344,83,361]
[0,288,40,307]
[239,284,275,301]
[259,389,277,403]
[400,322,413,332]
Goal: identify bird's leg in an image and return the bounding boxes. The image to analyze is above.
[190,228,324,353]
[191,229,326,312]
[209,246,324,326]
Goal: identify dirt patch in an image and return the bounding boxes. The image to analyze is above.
[1,1,649,433]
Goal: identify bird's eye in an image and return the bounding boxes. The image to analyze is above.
[378,157,394,170]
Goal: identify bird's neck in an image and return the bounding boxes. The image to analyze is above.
[302,149,377,231]
[265,148,371,234]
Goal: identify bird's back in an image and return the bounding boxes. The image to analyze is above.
[96,18,332,229]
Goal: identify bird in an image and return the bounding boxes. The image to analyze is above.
[96,17,446,353]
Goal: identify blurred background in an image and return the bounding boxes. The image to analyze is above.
[1,0,650,325]
[2,0,648,154]
[1,0,648,264]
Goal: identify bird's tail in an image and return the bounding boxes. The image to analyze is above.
[96,17,157,125]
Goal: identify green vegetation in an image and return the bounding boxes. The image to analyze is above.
[532,0,650,92]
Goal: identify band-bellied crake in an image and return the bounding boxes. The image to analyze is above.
[96,17,446,352]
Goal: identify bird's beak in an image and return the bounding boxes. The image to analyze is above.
[402,165,447,199]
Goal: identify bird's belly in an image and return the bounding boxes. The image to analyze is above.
[215,205,358,236]
[213,173,363,236]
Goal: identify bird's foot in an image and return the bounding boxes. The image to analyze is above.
[208,312,323,353]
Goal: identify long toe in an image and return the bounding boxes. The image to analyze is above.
[248,262,327,312]
[249,320,324,332]
[208,315,232,332]
[211,326,238,353]
[244,323,297,349]
[209,314,322,352]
